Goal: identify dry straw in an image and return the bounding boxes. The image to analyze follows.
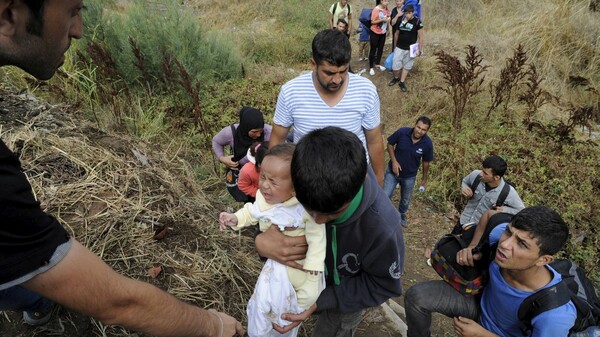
[0,98,265,335]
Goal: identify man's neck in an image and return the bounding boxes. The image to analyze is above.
[501,265,553,292]
[311,73,348,107]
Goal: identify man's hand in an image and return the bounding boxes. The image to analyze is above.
[391,161,402,176]
[219,155,238,168]
[456,247,482,267]
[273,304,317,334]
[218,212,238,231]
[461,186,474,198]
[210,309,245,337]
[255,225,307,269]
[454,316,496,337]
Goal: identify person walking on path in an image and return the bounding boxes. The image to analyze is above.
[389,4,423,92]
[382,116,433,227]
[368,0,391,76]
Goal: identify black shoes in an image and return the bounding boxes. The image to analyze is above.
[399,82,408,92]
[388,78,400,86]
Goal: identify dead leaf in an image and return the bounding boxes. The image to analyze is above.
[148,264,162,278]
[153,225,168,240]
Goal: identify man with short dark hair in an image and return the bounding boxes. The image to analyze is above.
[383,115,433,227]
[389,4,423,92]
[405,206,577,337]
[459,155,525,229]
[269,29,385,186]
[0,1,243,336]
[256,127,405,337]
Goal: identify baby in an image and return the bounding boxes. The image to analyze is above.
[219,143,325,337]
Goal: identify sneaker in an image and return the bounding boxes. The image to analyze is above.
[378,65,386,71]
[369,68,375,76]
[388,78,400,86]
[399,82,408,92]
[23,304,55,326]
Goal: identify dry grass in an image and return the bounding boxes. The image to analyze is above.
[0,98,263,336]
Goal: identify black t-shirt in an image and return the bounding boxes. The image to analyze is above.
[394,16,423,50]
[0,140,70,284]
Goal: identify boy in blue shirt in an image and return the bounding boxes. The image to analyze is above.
[405,206,577,337]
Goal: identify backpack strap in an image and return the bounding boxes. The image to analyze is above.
[332,2,337,16]
[470,175,481,195]
[518,280,571,332]
[495,182,511,207]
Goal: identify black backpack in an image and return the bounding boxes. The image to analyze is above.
[470,175,515,207]
[518,259,600,334]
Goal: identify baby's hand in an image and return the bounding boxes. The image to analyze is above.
[219,212,238,231]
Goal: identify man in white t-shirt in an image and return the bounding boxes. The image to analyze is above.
[329,1,353,32]
[269,29,385,186]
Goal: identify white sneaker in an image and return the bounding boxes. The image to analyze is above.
[378,65,386,71]
[369,68,375,76]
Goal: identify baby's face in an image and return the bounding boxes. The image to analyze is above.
[258,156,294,204]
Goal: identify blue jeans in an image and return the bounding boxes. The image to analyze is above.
[0,285,54,313]
[404,280,480,337]
[382,168,416,218]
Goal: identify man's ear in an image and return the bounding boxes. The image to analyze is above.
[310,58,317,72]
[0,0,22,37]
[535,254,554,267]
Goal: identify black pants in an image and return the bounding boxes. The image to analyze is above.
[369,30,386,68]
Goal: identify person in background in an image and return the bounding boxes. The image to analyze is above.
[269,29,385,186]
[0,0,243,336]
[335,18,350,38]
[328,0,353,32]
[212,107,272,170]
[368,0,391,76]
[383,115,433,227]
[389,0,404,50]
[389,4,423,92]
[355,20,370,61]
[238,141,269,200]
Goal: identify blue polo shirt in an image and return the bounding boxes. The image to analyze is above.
[387,127,434,179]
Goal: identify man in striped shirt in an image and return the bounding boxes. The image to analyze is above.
[269,29,385,186]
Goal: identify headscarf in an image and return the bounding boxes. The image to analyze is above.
[232,107,265,163]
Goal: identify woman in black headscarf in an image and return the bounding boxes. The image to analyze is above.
[212,107,272,169]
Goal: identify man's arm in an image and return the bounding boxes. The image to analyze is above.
[421,160,430,188]
[393,30,399,52]
[347,13,353,32]
[24,240,244,337]
[500,189,526,215]
[387,143,401,176]
[365,126,385,186]
[268,124,290,148]
[329,12,334,29]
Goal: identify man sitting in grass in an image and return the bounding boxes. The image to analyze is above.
[406,206,576,337]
